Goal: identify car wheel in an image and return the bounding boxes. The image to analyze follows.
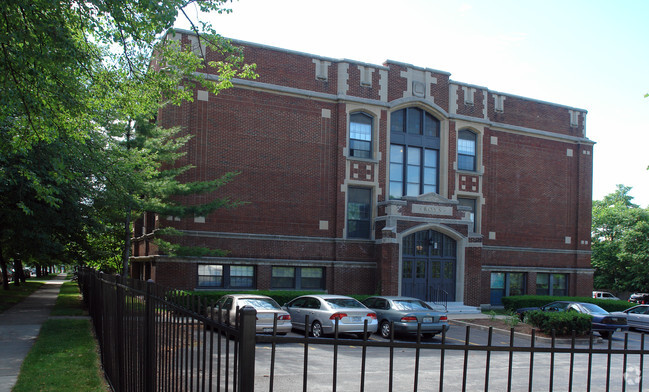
[311,321,323,338]
[599,331,612,339]
[380,320,391,339]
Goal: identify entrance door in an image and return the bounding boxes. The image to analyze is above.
[401,230,456,302]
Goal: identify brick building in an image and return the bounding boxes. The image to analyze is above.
[131,30,594,307]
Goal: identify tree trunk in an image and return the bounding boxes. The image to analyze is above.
[13,259,23,287]
[122,203,131,278]
[122,125,133,278]
[0,250,9,290]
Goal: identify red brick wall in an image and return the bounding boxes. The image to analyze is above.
[155,262,197,288]
[164,88,340,238]
[332,266,376,295]
[464,246,483,305]
[487,92,584,137]
[482,129,591,254]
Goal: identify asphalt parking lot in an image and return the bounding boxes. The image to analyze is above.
[246,326,649,391]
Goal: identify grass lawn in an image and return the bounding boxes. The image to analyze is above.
[12,319,109,392]
[7,277,110,391]
[51,281,87,317]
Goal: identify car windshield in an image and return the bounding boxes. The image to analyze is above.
[580,303,608,315]
[393,300,431,311]
[542,302,570,311]
[326,298,364,309]
[239,298,281,310]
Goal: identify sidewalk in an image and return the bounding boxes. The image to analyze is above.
[0,274,67,392]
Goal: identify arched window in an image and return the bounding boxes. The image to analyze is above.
[389,107,440,198]
[458,130,477,171]
[349,112,373,158]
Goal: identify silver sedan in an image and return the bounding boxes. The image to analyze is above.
[362,296,449,339]
[284,295,378,338]
[208,294,292,335]
[614,305,649,332]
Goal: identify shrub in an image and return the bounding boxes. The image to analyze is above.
[504,312,520,328]
[524,310,592,336]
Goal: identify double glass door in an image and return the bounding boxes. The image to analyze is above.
[401,230,456,302]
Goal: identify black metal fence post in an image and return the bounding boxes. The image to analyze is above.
[144,280,156,392]
[238,306,257,392]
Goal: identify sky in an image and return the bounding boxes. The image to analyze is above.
[175,0,649,207]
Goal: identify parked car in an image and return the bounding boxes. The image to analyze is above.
[592,291,619,300]
[283,295,378,338]
[207,294,292,335]
[516,301,628,339]
[612,305,649,332]
[628,293,649,304]
[362,296,449,339]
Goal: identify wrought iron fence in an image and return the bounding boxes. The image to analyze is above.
[78,268,649,392]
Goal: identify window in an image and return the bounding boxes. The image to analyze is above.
[198,265,222,287]
[391,107,439,136]
[402,259,413,278]
[349,112,372,159]
[536,273,568,296]
[457,198,476,233]
[271,267,325,290]
[458,130,477,171]
[230,266,254,288]
[301,267,325,289]
[197,264,255,289]
[271,267,295,289]
[490,272,526,305]
[390,108,440,198]
[347,187,371,238]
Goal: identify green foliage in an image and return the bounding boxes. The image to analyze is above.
[0,0,258,274]
[504,312,520,328]
[524,310,592,336]
[592,185,649,292]
[153,228,229,257]
[502,295,632,312]
[502,295,558,311]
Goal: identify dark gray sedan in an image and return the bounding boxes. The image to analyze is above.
[362,296,449,339]
[613,305,649,332]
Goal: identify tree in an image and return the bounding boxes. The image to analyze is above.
[0,0,257,284]
[0,137,95,287]
[591,185,649,292]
